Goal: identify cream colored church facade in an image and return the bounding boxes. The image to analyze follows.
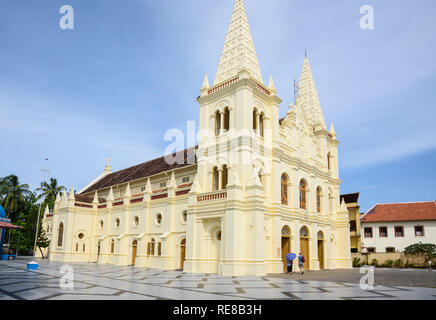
[40,0,352,276]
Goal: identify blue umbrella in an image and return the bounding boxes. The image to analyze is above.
[286,253,297,260]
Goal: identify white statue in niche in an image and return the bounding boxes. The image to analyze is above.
[251,164,263,187]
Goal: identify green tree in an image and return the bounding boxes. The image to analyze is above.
[36,178,64,211]
[37,227,50,258]
[15,192,39,255]
[404,242,436,262]
[0,175,30,221]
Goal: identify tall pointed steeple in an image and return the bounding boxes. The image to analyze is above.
[296,56,326,129]
[214,0,263,85]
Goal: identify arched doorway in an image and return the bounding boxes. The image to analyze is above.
[281,226,291,272]
[180,238,186,270]
[131,240,138,266]
[317,231,325,269]
[300,226,310,270]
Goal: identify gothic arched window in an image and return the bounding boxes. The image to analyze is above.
[212,167,219,191]
[57,222,64,247]
[215,111,221,136]
[327,152,331,170]
[281,174,288,205]
[224,108,230,132]
[222,165,228,189]
[111,239,115,253]
[151,238,156,256]
[316,186,322,213]
[253,109,258,131]
[329,192,333,214]
[299,179,307,210]
[259,113,264,137]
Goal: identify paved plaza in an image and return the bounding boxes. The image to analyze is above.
[0,258,435,300]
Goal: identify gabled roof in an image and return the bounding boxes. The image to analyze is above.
[340,192,360,204]
[361,201,436,223]
[80,147,197,195]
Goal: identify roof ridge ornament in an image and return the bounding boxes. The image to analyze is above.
[104,156,112,174]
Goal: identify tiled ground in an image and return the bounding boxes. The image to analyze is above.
[0,258,435,300]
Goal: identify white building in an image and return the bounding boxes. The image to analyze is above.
[39,0,352,275]
[360,201,436,253]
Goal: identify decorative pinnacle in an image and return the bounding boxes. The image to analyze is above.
[104,156,112,174]
[330,122,337,139]
[201,73,209,90]
[268,74,276,93]
[93,191,99,204]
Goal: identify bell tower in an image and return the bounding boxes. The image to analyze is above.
[186,0,282,276]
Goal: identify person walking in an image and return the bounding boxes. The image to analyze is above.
[286,253,295,274]
[298,252,305,275]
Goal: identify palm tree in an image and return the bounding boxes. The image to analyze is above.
[36,178,65,211]
[0,175,30,221]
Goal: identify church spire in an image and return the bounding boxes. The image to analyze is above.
[296,55,326,129]
[214,0,263,85]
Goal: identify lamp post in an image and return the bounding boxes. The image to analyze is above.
[362,246,368,266]
[27,160,49,270]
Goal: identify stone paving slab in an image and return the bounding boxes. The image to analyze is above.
[0,258,435,300]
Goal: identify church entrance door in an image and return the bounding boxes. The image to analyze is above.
[300,227,310,270]
[281,226,291,272]
[180,238,186,270]
[317,231,325,269]
[131,240,137,266]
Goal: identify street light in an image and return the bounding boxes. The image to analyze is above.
[361,246,369,266]
[27,159,49,270]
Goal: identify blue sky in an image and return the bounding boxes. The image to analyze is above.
[0,0,435,212]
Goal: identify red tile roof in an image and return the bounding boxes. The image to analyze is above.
[0,221,24,229]
[74,194,106,204]
[80,147,197,195]
[361,201,436,223]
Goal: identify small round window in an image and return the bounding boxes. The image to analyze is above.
[78,233,84,240]
[115,218,120,228]
[134,216,139,226]
[156,214,162,225]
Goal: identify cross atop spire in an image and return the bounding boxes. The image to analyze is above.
[214,0,263,85]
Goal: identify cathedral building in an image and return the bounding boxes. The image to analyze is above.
[40,0,352,275]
